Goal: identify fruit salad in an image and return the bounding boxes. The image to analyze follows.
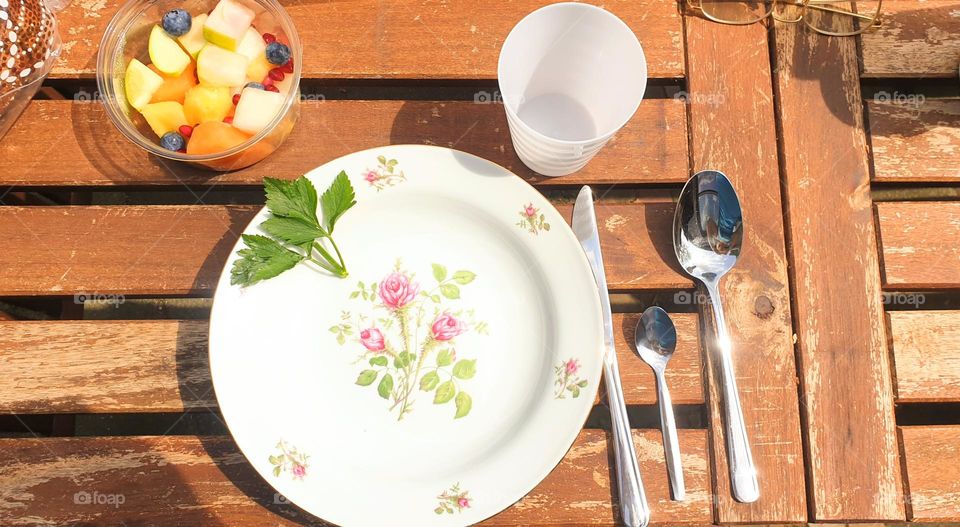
[121,0,296,167]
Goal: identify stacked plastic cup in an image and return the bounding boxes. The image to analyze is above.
[498,3,647,177]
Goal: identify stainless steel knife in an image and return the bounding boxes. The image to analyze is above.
[573,185,650,527]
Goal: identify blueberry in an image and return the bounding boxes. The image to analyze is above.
[160,132,186,151]
[161,9,192,37]
[244,82,265,90]
[265,42,291,65]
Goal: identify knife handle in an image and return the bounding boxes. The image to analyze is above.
[606,358,650,527]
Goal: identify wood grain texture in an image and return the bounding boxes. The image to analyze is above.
[52,0,684,80]
[899,426,960,521]
[0,203,690,297]
[0,98,688,187]
[0,316,703,414]
[773,19,904,522]
[889,311,960,402]
[860,0,960,78]
[868,98,960,183]
[0,430,713,525]
[0,320,211,413]
[684,16,806,524]
[0,205,260,297]
[876,201,960,289]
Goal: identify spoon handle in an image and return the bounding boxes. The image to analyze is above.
[705,281,760,503]
[655,369,685,501]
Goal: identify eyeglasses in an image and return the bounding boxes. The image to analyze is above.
[688,0,883,36]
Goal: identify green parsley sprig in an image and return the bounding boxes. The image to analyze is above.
[230,172,357,286]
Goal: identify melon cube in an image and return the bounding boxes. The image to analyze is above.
[141,101,189,137]
[232,87,285,134]
[197,45,248,87]
[183,84,233,124]
[203,0,255,51]
[235,27,265,63]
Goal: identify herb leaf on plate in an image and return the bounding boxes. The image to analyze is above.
[231,173,357,286]
[230,234,304,286]
[321,171,357,233]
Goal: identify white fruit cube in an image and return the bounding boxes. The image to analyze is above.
[234,27,265,63]
[203,0,255,51]
[197,45,249,87]
[232,87,285,134]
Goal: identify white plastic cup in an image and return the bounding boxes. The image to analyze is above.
[497,2,647,177]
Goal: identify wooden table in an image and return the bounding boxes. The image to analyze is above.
[0,1,957,524]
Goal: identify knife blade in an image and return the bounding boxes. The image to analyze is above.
[573,185,650,527]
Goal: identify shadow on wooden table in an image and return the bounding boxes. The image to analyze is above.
[771,2,957,137]
[174,211,331,526]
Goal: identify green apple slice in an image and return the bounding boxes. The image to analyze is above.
[232,87,285,134]
[177,13,208,59]
[197,45,249,87]
[149,25,192,76]
[124,58,165,111]
[203,0,255,51]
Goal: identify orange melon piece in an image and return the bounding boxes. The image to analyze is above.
[148,62,198,104]
[186,121,252,155]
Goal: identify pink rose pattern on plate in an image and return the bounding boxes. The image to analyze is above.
[517,203,551,235]
[330,260,489,420]
[554,358,588,399]
[364,156,407,191]
[435,483,471,515]
[268,439,309,480]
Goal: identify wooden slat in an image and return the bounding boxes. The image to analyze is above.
[0,315,703,414]
[0,320,211,413]
[860,0,960,78]
[0,98,688,187]
[889,311,960,402]
[0,430,713,525]
[0,202,690,297]
[0,205,260,297]
[868,98,960,183]
[900,426,960,521]
[51,0,684,80]
[773,19,904,521]
[877,201,960,289]
[684,16,807,524]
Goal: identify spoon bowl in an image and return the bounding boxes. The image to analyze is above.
[633,306,677,371]
[673,170,743,284]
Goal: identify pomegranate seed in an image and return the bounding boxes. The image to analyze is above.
[262,32,276,44]
[223,116,233,124]
[232,93,241,105]
[178,125,193,138]
[281,60,294,74]
[261,76,274,87]
[265,84,280,93]
[268,68,284,82]
[178,148,187,153]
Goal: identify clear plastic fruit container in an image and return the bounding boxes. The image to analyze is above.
[96,0,300,171]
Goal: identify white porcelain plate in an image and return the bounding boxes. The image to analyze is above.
[209,145,603,526]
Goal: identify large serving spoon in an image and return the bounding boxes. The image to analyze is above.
[634,306,685,501]
[673,170,759,503]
